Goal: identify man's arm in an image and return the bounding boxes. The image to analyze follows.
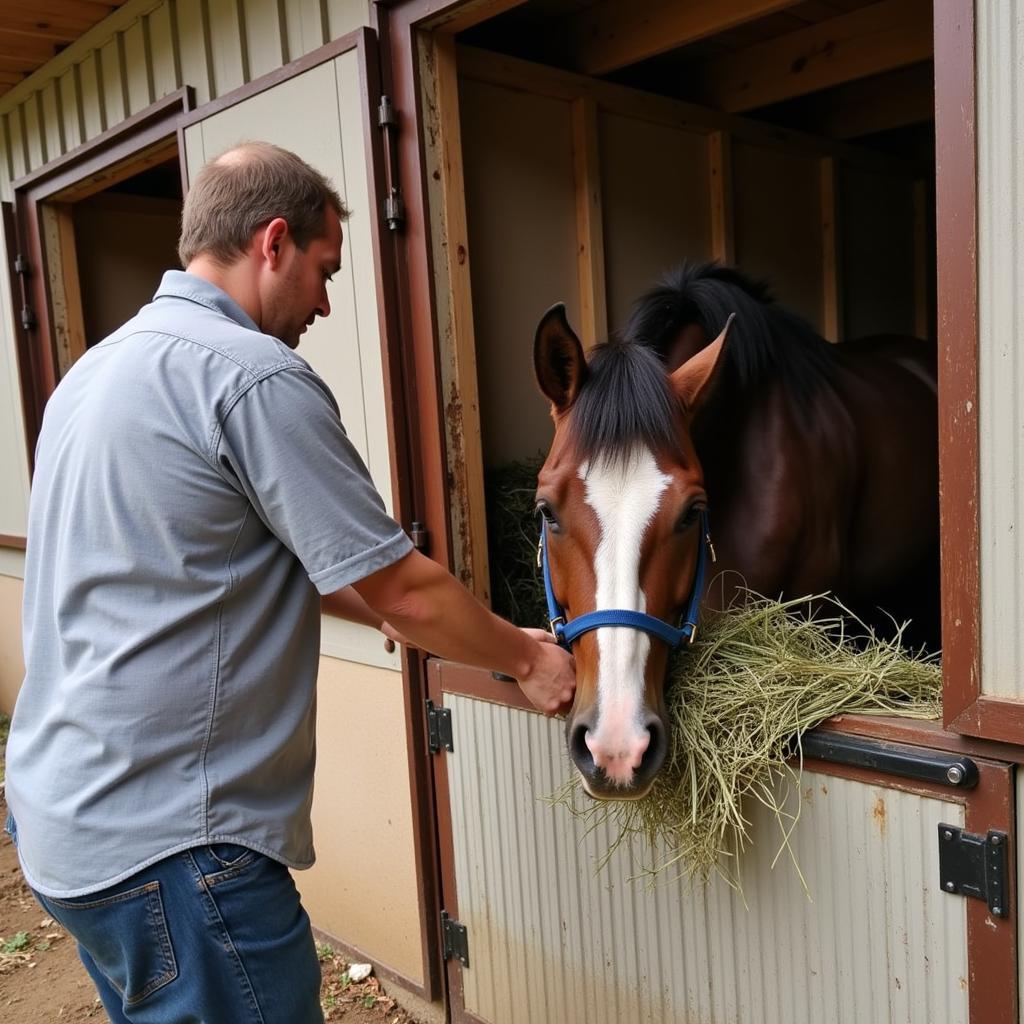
[345,549,575,716]
[321,587,383,629]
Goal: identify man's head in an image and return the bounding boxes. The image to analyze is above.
[179,142,348,348]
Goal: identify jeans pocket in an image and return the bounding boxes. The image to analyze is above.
[202,844,259,887]
[4,811,16,847]
[43,881,178,1006]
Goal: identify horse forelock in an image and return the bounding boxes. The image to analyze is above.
[624,262,837,404]
[567,341,682,465]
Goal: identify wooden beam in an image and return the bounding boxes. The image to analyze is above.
[819,157,843,342]
[805,62,935,139]
[700,0,933,113]
[432,0,527,35]
[429,33,492,604]
[571,97,607,347]
[912,179,931,340]
[708,130,735,264]
[569,0,801,77]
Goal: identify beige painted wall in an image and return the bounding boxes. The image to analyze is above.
[296,657,422,983]
[0,574,24,715]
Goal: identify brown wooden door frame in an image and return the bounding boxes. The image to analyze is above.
[933,0,1015,744]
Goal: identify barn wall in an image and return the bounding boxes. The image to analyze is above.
[0,0,431,993]
[446,694,969,1024]
[977,0,1024,701]
[0,0,374,541]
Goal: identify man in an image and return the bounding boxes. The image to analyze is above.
[5,141,574,1023]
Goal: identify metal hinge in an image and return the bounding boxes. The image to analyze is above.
[426,699,453,754]
[377,95,405,231]
[441,910,469,967]
[938,824,1009,918]
[410,521,429,552]
[13,254,35,330]
[14,254,30,276]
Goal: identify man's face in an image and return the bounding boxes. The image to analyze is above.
[263,208,343,348]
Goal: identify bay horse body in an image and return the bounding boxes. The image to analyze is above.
[533,264,939,800]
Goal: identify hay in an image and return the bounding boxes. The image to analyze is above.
[484,459,548,628]
[550,595,941,888]
[484,458,942,887]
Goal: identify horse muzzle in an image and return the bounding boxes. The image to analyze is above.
[567,709,668,800]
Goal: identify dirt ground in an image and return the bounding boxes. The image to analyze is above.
[0,719,425,1023]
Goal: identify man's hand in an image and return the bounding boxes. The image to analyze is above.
[517,628,576,716]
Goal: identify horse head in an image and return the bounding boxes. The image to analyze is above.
[533,304,733,800]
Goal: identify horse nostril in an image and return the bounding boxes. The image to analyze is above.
[638,718,668,780]
[569,721,595,773]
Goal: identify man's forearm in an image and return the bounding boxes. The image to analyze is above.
[321,586,385,630]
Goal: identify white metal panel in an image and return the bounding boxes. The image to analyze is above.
[977,0,1024,700]
[446,694,970,1024]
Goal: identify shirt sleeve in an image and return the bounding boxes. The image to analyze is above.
[215,365,414,594]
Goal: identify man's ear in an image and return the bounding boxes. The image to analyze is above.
[669,313,735,414]
[260,217,289,267]
[534,304,587,414]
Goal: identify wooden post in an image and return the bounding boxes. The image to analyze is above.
[708,130,734,265]
[431,32,492,604]
[571,96,607,347]
[820,156,843,343]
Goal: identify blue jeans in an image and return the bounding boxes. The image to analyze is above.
[7,817,323,1023]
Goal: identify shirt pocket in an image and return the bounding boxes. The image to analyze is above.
[44,880,177,1006]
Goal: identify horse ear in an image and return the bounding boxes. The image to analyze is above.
[534,303,588,413]
[670,313,735,413]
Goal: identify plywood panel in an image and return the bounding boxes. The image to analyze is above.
[459,78,579,467]
[58,69,84,153]
[600,111,711,331]
[242,0,288,81]
[841,166,917,340]
[295,657,422,984]
[447,694,970,1024]
[206,0,249,95]
[98,36,127,128]
[733,140,824,333]
[977,0,1024,700]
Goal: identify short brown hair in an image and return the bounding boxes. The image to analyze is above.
[178,141,348,267]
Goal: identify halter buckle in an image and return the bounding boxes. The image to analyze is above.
[687,624,698,645]
[706,533,717,563]
[536,537,543,569]
[548,616,565,641]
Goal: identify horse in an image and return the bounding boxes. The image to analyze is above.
[533,262,939,800]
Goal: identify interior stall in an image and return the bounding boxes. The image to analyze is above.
[422,0,936,626]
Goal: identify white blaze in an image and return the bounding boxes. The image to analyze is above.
[581,447,670,782]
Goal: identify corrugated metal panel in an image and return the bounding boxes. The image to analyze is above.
[0,0,371,197]
[977,0,1024,699]
[446,694,969,1024]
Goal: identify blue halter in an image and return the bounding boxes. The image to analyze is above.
[539,508,715,650]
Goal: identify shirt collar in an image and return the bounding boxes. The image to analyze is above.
[153,270,261,333]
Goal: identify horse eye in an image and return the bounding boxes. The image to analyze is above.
[675,502,706,533]
[536,503,560,531]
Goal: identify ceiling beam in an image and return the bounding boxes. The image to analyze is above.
[819,62,934,139]
[699,0,933,112]
[568,0,802,77]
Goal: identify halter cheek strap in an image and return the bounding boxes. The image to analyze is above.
[540,509,714,650]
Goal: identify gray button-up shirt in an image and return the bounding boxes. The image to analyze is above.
[6,271,413,897]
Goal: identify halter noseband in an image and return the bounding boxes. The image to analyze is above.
[539,508,715,650]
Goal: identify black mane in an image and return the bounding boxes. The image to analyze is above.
[568,340,681,464]
[622,262,837,403]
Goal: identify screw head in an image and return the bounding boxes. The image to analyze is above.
[943,829,954,841]
[993,905,1002,915]
[946,765,964,784]
[992,835,1001,846]
[945,881,956,892]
